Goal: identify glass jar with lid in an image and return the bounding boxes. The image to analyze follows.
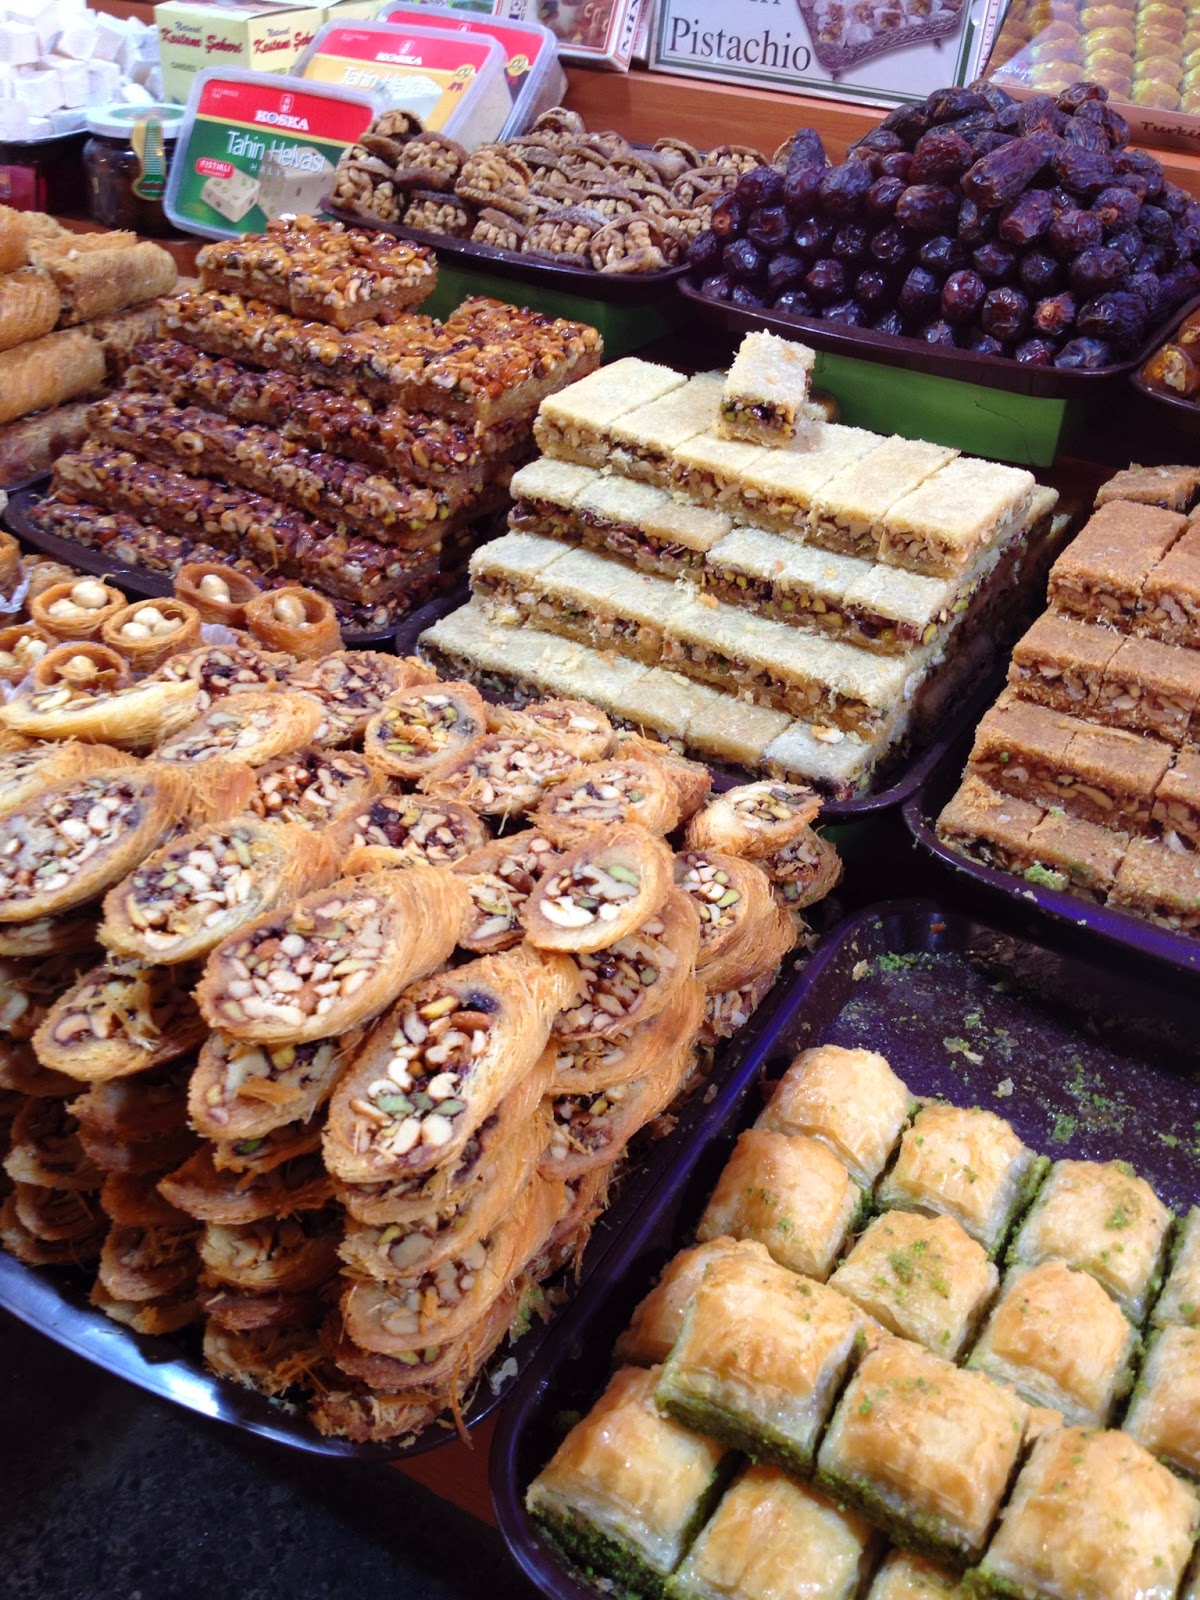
[83,103,185,236]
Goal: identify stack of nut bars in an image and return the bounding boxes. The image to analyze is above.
[419,349,1062,795]
[28,216,603,636]
[938,464,1200,937]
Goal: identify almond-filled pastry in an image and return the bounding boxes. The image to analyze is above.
[553,888,701,1042]
[656,1249,867,1475]
[245,586,342,661]
[33,960,204,1082]
[878,1104,1044,1257]
[342,793,490,873]
[0,764,189,924]
[829,1211,999,1360]
[420,732,581,818]
[249,746,385,831]
[669,1466,879,1600]
[0,676,201,750]
[487,699,615,763]
[614,1237,774,1368]
[697,1128,863,1281]
[363,681,488,782]
[1124,1324,1200,1478]
[210,1107,324,1174]
[197,867,467,1045]
[531,757,690,844]
[684,781,822,858]
[203,1321,325,1400]
[30,577,126,642]
[174,563,261,630]
[0,624,50,685]
[101,598,202,674]
[100,817,340,966]
[817,1336,1029,1566]
[0,906,98,962]
[674,850,796,993]
[289,651,425,748]
[199,1211,340,1295]
[765,828,844,914]
[189,1032,357,1144]
[158,1148,333,1224]
[3,1096,102,1191]
[452,829,563,954]
[100,1170,194,1230]
[867,1551,969,1600]
[0,739,138,822]
[525,1363,728,1600]
[551,983,705,1095]
[325,945,578,1185]
[97,1221,200,1304]
[92,1283,200,1337]
[30,646,133,710]
[972,1426,1198,1600]
[157,689,323,768]
[758,1044,913,1189]
[1008,1158,1171,1322]
[967,1260,1138,1428]
[1154,1206,1200,1328]
[523,824,674,953]
[153,641,292,712]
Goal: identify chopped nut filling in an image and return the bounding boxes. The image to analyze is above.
[350,796,482,868]
[457,833,559,948]
[376,1236,492,1339]
[199,1037,344,1130]
[294,654,408,745]
[370,690,482,765]
[0,778,142,906]
[547,1084,631,1165]
[46,961,200,1059]
[120,825,263,949]
[535,857,641,930]
[424,736,579,814]
[251,749,375,828]
[555,915,677,1039]
[156,645,283,712]
[159,702,288,764]
[676,851,743,947]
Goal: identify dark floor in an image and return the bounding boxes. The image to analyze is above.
[0,1312,538,1600]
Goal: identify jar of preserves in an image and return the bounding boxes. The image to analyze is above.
[83,104,184,236]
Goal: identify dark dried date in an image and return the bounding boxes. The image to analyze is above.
[1071,246,1130,298]
[962,139,1047,210]
[819,162,873,219]
[910,128,973,185]
[1054,336,1112,369]
[941,269,987,324]
[735,167,785,210]
[896,184,959,234]
[981,286,1031,341]
[998,189,1054,247]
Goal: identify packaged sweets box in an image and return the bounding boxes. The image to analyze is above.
[430,0,644,70]
[157,0,324,104]
[650,0,1006,106]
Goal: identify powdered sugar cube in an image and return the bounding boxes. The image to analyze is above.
[0,25,39,65]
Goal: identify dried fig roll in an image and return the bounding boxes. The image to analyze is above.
[175,563,260,629]
[487,698,615,763]
[33,961,205,1083]
[30,577,125,642]
[156,689,323,769]
[675,848,798,992]
[0,675,200,749]
[210,1114,324,1174]
[420,732,581,819]
[97,1223,200,1302]
[363,681,489,782]
[245,585,342,661]
[199,1211,340,1294]
[684,780,823,858]
[764,829,843,913]
[0,763,190,924]
[700,966,780,1049]
[0,908,99,960]
[3,1096,102,1190]
[12,1182,101,1244]
[452,828,563,954]
[554,886,702,1043]
[250,746,386,830]
[203,1323,326,1400]
[91,1283,200,1336]
[100,816,341,966]
[291,650,428,748]
[342,793,490,873]
[101,597,202,673]
[324,944,578,1185]
[153,641,292,713]
[31,641,129,697]
[550,981,705,1094]
[338,1171,565,1357]
[522,824,674,953]
[0,1038,79,1099]
[0,623,50,686]
[158,1148,333,1224]
[531,757,685,846]
[0,1193,104,1267]
[100,1170,194,1229]
[196,866,467,1045]
[189,1032,358,1143]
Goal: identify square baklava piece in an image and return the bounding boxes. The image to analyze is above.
[757,1043,913,1189]
[1108,836,1200,935]
[718,331,816,447]
[866,1551,966,1600]
[1153,1206,1200,1328]
[1124,1324,1200,1478]
[614,1238,772,1368]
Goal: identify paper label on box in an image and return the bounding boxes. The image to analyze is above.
[496,0,634,67]
[169,73,372,233]
[380,6,550,99]
[651,0,1000,106]
[299,22,492,126]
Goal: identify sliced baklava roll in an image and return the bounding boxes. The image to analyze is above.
[540,1166,613,1282]
[758,1045,913,1190]
[210,1113,323,1175]
[523,825,674,954]
[525,1364,729,1600]
[363,681,489,782]
[12,1182,101,1245]
[97,1221,200,1303]
[532,757,686,845]
[245,586,342,661]
[33,961,204,1083]
[0,908,99,961]
[91,1282,201,1336]
[615,1237,774,1368]
[199,1210,340,1295]
[289,651,423,748]
[554,888,702,1042]
[100,1170,194,1229]
[765,828,844,914]
[250,745,386,830]
[0,764,190,924]
[197,866,467,1044]
[452,829,563,953]
[684,781,823,858]
[674,849,795,993]
[0,739,138,822]
[341,793,490,873]
[189,1032,357,1144]
[203,1322,326,1400]
[552,984,705,1094]
[0,1192,104,1266]
[324,945,580,1184]
[153,640,291,712]
[0,677,201,750]
[0,1039,78,1100]
[308,1383,439,1445]
[487,699,615,763]
[419,732,581,819]
[1154,1207,1200,1328]
[156,690,324,768]
[157,1148,333,1224]
[613,735,713,819]
[72,1064,191,1150]
[0,949,95,1043]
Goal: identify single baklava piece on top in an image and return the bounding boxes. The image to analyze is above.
[867,1551,966,1600]
[1058,721,1173,832]
[878,1104,1044,1257]
[973,1426,1198,1600]
[757,1044,912,1189]
[1009,1158,1172,1322]
[571,474,731,579]
[505,457,599,540]
[1108,835,1200,935]
[1154,1206,1200,1328]
[1135,535,1200,651]
[1124,1324,1200,1478]
[965,694,1081,814]
[717,331,816,447]
[1094,633,1200,745]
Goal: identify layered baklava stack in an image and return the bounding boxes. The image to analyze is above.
[28,215,602,634]
[938,463,1200,937]
[421,335,1061,794]
[528,1041,1200,1600]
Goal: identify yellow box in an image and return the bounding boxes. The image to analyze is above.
[157,0,325,104]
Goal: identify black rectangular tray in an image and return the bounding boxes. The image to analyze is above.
[490,897,1200,1600]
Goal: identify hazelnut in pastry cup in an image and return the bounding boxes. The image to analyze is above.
[175,563,261,630]
[0,623,49,685]
[31,641,130,697]
[245,586,342,661]
[23,558,83,609]
[31,577,125,642]
[102,597,203,673]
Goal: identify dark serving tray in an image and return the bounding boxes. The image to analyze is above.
[904,723,1200,975]
[324,201,688,305]
[1128,294,1200,433]
[0,936,804,1463]
[491,898,1200,1599]
[680,281,1200,402]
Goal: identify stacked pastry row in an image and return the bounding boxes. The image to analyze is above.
[0,207,183,490]
[527,1041,1200,1600]
[0,611,837,1441]
[28,214,603,635]
[421,346,1060,795]
[938,463,1200,937]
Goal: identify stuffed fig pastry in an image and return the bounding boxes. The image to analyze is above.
[523,824,674,954]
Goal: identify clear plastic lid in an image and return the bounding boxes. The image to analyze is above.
[86,104,186,142]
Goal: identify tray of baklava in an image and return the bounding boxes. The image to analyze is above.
[493,898,1200,1600]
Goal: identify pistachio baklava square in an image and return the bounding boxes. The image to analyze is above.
[878,458,1038,580]
[1006,612,1123,716]
[1123,1324,1200,1478]
[810,438,958,563]
[1049,501,1188,628]
[533,357,686,465]
[757,1044,913,1189]
[717,331,816,447]
[1152,746,1200,849]
[1153,1206,1200,1328]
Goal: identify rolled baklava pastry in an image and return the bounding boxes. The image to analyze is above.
[0,740,134,821]
[554,887,702,1042]
[766,829,844,914]
[174,563,260,629]
[614,734,714,819]
[0,1038,78,1099]
[363,681,489,783]
[198,1281,323,1334]
[23,558,83,606]
[342,793,490,873]
[701,966,781,1048]
[541,1166,614,1281]
[0,528,22,595]
[245,586,342,661]
[0,907,100,961]
[0,1192,104,1266]
[156,689,324,769]
[290,651,423,748]
[31,641,130,697]
[101,598,203,673]
[487,699,615,763]
[203,1322,326,1400]
[3,1095,102,1190]
[100,817,340,966]
[189,1032,358,1144]
[0,949,96,1042]
[196,866,467,1044]
[158,1147,333,1224]
[675,849,797,991]
[72,1064,191,1149]
[153,641,292,713]
[33,960,204,1082]
[97,1221,200,1303]
[101,1169,194,1229]
[0,327,106,429]
[29,577,125,642]
[551,981,705,1094]
[419,732,581,818]
[249,745,386,830]
[0,763,190,923]
[199,1211,340,1294]
[531,757,685,845]
[0,624,50,686]
[12,1182,102,1246]
[522,824,674,954]
[0,676,201,749]
[325,944,580,1185]
[91,1282,200,1336]
[308,1382,439,1445]
[210,1114,324,1175]
[685,781,823,858]
[452,829,563,954]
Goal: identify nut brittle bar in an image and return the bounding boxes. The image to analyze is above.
[1048,501,1188,628]
[1152,747,1200,850]
[533,357,686,465]
[878,457,1040,579]
[718,331,816,447]
[808,437,958,562]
